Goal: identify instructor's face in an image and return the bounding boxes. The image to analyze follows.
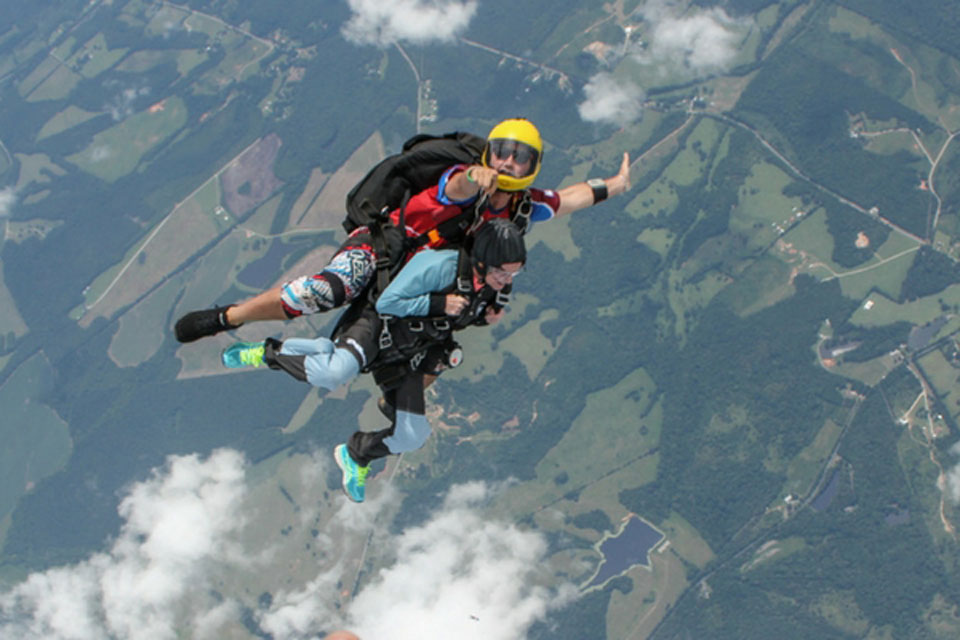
[490,148,532,178]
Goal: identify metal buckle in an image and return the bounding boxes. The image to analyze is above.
[408,320,424,332]
[379,316,393,349]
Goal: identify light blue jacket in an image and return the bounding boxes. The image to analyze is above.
[375,249,460,317]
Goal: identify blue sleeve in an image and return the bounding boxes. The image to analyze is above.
[376,250,459,317]
[530,201,554,222]
[437,165,479,206]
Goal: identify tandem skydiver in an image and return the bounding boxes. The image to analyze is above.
[173,118,631,344]
[221,219,526,503]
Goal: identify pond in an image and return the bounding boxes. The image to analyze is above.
[811,469,841,511]
[585,516,664,589]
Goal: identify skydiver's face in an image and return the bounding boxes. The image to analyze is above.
[481,261,523,290]
[488,139,535,178]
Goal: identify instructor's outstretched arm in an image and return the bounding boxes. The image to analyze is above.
[555,152,631,218]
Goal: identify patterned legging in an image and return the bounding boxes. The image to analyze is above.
[279,247,376,317]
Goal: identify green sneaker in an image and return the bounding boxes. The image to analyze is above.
[334,444,370,503]
[221,341,266,368]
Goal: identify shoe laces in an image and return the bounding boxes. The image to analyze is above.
[356,464,370,486]
[240,344,265,367]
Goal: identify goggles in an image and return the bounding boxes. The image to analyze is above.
[488,139,538,171]
[486,265,524,281]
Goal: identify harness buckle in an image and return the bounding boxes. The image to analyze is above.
[433,319,450,332]
[378,316,394,349]
[408,320,424,332]
[513,193,532,233]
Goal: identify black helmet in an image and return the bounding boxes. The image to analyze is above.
[471,218,526,274]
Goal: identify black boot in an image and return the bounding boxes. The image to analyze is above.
[174,305,238,343]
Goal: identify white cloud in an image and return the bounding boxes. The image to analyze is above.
[635,0,750,75]
[1,451,576,640]
[343,481,578,640]
[0,449,249,640]
[0,186,15,217]
[945,441,960,503]
[342,0,477,47]
[105,85,152,121]
[88,145,112,163]
[578,72,645,127]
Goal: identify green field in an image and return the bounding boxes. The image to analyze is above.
[715,254,792,317]
[851,283,960,328]
[918,349,960,416]
[14,153,66,190]
[0,263,28,342]
[629,173,680,222]
[27,63,82,102]
[17,56,60,98]
[36,106,103,141]
[67,96,188,182]
[0,354,72,549]
[779,208,854,278]
[836,246,917,301]
[108,276,184,368]
[782,419,843,499]
[730,160,808,250]
[498,367,660,517]
[665,118,724,188]
[67,33,128,78]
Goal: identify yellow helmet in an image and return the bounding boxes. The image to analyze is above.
[482,118,542,191]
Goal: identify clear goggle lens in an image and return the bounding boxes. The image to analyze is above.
[486,265,523,281]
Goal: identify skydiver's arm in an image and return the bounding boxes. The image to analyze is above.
[555,152,631,218]
[375,250,459,317]
[444,165,499,201]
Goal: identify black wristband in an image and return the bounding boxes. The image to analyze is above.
[587,178,608,204]
[428,293,447,316]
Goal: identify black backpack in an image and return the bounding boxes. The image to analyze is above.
[343,131,486,234]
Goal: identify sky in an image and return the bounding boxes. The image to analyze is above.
[0,449,578,640]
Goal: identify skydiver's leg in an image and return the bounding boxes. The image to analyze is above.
[262,337,361,390]
[376,343,446,420]
[276,247,377,319]
[175,233,378,343]
[347,373,429,466]
[263,307,380,390]
[223,286,287,326]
